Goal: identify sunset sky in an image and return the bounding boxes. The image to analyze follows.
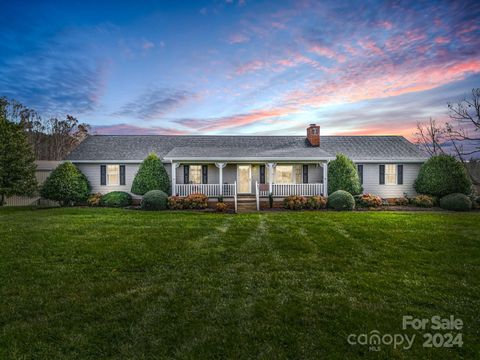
[1,0,479,138]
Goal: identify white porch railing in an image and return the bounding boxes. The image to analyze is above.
[256,183,324,197]
[174,183,237,198]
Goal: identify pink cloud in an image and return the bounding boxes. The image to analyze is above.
[93,124,189,135]
[235,60,266,75]
[358,40,383,56]
[378,21,393,30]
[142,41,154,50]
[177,106,298,132]
[434,36,449,44]
[228,33,250,44]
[309,45,346,63]
[285,58,480,110]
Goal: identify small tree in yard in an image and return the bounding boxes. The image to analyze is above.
[131,153,170,195]
[0,110,37,205]
[41,162,90,206]
[414,154,471,197]
[327,153,362,195]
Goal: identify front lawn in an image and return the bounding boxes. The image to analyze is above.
[0,208,479,359]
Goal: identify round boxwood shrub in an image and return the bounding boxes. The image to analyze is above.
[41,162,90,206]
[327,154,362,195]
[328,190,355,211]
[101,191,132,208]
[141,190,168,210]
[414,155,471,197]
[131,153,171,195]
[440,193,472,212]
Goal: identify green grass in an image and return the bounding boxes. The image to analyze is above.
[0,208,479,359]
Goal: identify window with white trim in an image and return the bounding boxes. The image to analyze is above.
[275,165,293,183]
[385,164,397,185]
[106,165,120,186]
[189,165,202,184]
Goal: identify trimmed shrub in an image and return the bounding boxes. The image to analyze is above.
[355,193,382,208]
[168,196,186,210]
[328,190,355,211]
[284,195,307,210]
[412,194,435,208]
[306,195,327,209]
[395,197,409,206]
[185,193,208,209]
[41,162,90,206]
[327,154,362,195]
[101,191,132,208]
[414,155,471,197]
[87,193,103,207]
[440,193,472,212]
[131,153,171,196]
[215,202,229,212]
[141,190,168,210]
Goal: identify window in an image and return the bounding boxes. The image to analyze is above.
[189,165,202,184]
[106,165,119,186]
[357,164,363,185]
[275,165,293,183]
[385,164,397,185]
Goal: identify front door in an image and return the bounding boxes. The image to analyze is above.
[237,165,251,193]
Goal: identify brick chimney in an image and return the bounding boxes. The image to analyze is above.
[307,124,320,147]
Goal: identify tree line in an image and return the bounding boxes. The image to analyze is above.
[0,98,89,160]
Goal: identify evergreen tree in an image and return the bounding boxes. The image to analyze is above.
[131,153,171,195]
[327,153,362,195]
[0,108,37,205]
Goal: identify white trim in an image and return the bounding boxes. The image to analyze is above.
[164,157,334,162]
[71,158,426,164]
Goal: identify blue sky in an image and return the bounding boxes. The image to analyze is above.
[1,0,479,138]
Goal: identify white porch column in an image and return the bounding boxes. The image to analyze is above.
[171,162,180,195]
[266,162,276,194]
[215,162,226,195]
[323,162,328,196]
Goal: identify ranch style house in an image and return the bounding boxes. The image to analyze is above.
[66,124,428,209]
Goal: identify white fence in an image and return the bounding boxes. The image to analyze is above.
[5,161,60,207]
[175,183,237,198]
[256,182,324,198]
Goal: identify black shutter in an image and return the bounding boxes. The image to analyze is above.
[379,165,385,185]
[184,165,189,184]
[202,165,208,184]
[119,165,126,185]
[397,165,403,185]
[260,165,266,184]
[357,164,363,185]
[303,165,308,183]
[100,165,106,185]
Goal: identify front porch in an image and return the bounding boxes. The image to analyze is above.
[170,161,329,211]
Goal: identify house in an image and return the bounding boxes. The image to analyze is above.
[66,124,428,208]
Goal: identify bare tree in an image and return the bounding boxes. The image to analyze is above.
[414,118,445,156]
[0,97,89,160]
[444,88,480,186]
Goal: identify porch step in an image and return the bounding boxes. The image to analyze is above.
[236,202,257,213]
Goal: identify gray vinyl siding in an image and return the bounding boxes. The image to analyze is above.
[358,163,421,198]
[76,163,141,195]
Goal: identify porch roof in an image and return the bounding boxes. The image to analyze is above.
[163,146,333,161]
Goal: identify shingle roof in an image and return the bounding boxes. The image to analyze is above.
[66,135,427,162]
